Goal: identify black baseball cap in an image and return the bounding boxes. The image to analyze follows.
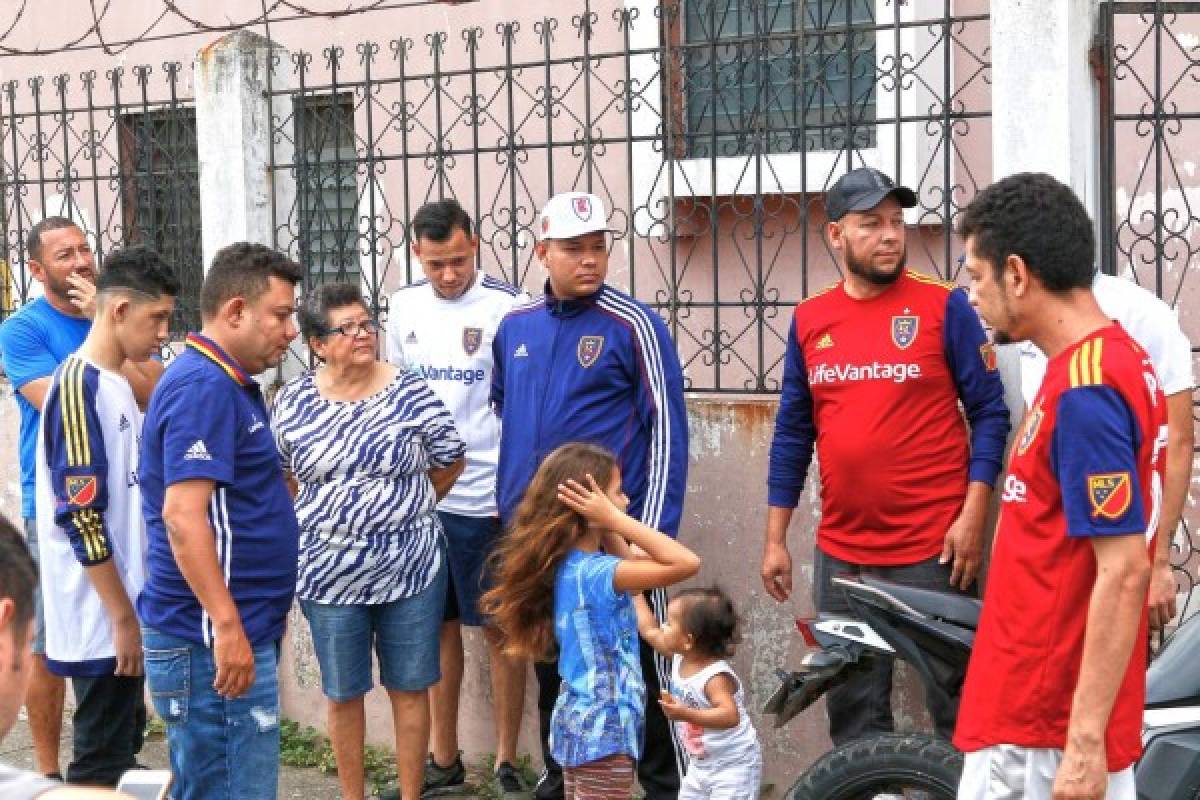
[825,167,917,221]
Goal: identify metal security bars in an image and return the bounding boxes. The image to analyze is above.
[0,65,203,333]
[1097,2,1200,623]
[266,0,993,392]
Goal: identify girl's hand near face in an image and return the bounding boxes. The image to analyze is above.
[557,475,625,530]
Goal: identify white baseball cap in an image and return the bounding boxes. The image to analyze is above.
[537,192,620,241]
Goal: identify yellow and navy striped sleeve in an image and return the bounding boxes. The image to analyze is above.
[43,357,112,566]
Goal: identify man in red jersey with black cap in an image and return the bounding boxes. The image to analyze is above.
[762,166,1010,745]
[954,173,1165,800]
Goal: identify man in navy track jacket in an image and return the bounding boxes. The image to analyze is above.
[491,191,689,800]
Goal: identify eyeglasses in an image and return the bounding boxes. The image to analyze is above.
[322,319,380,338]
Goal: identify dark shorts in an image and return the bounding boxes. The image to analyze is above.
[438,511,501,627]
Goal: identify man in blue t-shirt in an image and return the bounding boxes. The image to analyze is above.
[138,242,301,800]
[0,216,160,781]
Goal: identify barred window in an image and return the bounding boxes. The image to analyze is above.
[683,0,877,157]
[118,107,203,333]
[294,93,359,285]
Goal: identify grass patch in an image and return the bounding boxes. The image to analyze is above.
[467,753,539,800]
[279,719,397,794]
[144,717,167,740]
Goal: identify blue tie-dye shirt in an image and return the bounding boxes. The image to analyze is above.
[549,549,645,767]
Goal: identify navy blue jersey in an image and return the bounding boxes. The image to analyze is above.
[138,334,299,648]
[491,284,688,536]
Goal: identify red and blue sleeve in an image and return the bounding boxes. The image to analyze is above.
[942,288,1010,486]
[767,316,815,508]
[1051,385,1148,537]
[43,360,112,566]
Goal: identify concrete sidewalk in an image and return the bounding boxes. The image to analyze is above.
[2,711,345,798]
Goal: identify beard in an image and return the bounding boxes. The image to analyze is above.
[844,249,906,286]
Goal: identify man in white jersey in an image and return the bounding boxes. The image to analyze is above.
[1017,270,1194,629]
[35,246,178,786]
[387,199,529,800]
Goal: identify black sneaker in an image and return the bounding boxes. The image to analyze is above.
[420,753,466,797]
[494,761,532,800]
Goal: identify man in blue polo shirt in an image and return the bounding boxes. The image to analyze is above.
[138,242,302,800]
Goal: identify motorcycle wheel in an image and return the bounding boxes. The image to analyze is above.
[788,733,962,800]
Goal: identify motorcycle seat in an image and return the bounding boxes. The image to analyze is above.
[859,575,981,630]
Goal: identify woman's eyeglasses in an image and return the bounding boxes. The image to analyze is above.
[322,319,381,338]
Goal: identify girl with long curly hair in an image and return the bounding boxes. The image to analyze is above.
[481,442,700,800]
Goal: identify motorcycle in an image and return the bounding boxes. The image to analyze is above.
[763,574,1200,799]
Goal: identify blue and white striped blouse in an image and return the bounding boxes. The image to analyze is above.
[272,368,465,605]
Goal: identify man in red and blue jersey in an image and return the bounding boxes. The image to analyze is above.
[761,167,1010,744]
[954,173,1165,800]
[491,191,688,800]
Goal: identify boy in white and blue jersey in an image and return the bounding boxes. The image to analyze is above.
[35,246,178,787]
[386,199,530,798]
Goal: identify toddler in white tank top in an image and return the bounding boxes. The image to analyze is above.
[635,587,762,800]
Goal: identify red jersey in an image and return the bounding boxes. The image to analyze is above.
[768,270,1010,565]
[954,324,1167,771]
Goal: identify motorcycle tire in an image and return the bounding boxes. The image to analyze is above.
[788,733,962,800]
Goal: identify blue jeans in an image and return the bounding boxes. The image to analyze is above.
[142,626,281,800]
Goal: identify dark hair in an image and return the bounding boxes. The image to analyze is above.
[676,586,739,659]
[96,245,181,299]
[0,514,38,644]
[199,242,303,319]
[412,199,473,243]
[297,282,369,342]
[957,172,1095,292]
[26,216,82,261]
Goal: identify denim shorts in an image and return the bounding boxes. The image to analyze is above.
[23,517,46,656]
[142,626,281,800]
[299,560,446,701]
[438,511,501,627]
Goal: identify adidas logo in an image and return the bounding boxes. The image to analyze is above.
[406,331,418,345]
[514,344,529,358]
[118,414,131,432]
[184,440,212,461]
[815,333,834,351]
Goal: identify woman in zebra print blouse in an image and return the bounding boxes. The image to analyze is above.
[273,282,466,800]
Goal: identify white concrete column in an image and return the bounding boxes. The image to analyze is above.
[991,0,1101,216]
[194,30,295,270]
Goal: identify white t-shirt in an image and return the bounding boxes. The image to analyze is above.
[35,355,146,673]
[386,274,526,516]
[1018,272,1194,407]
